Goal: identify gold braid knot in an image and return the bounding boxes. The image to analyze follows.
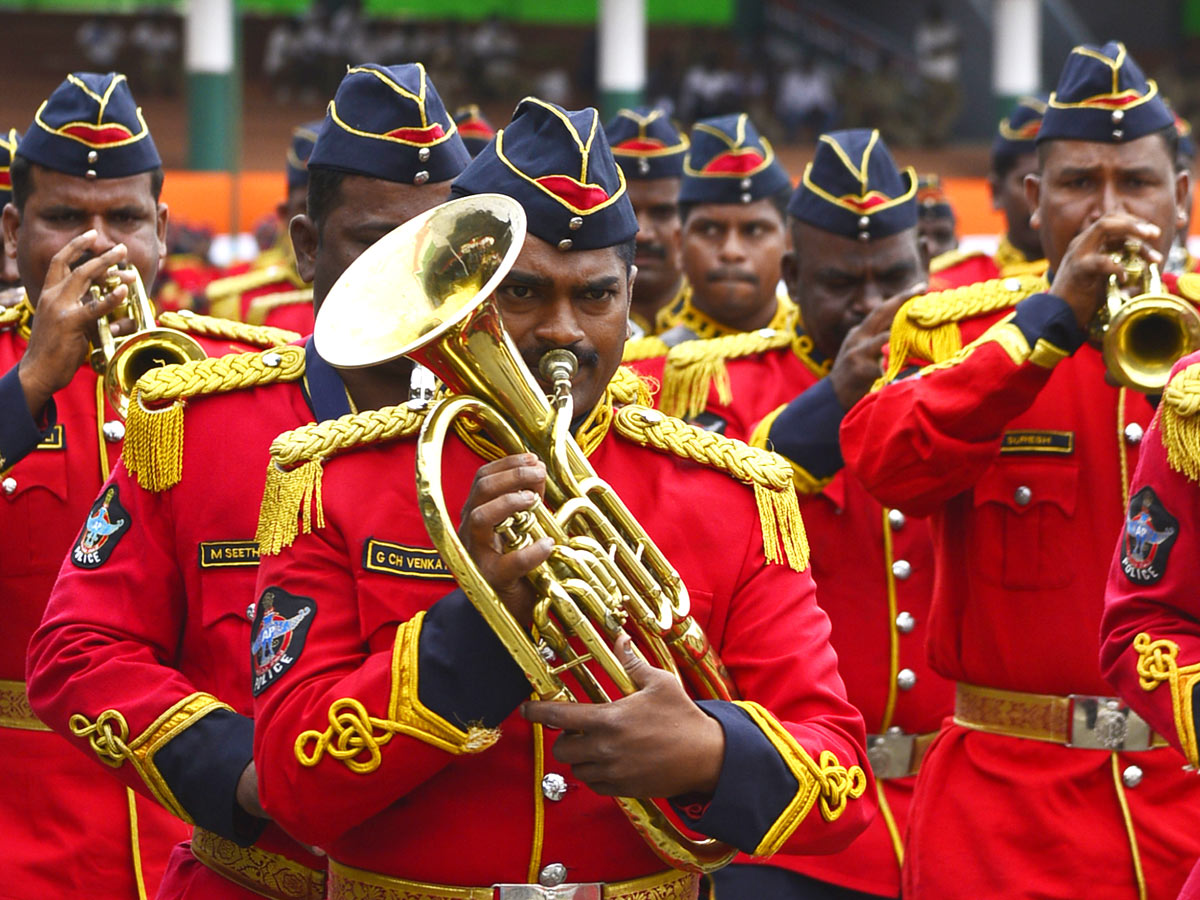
[69,709,132,768]
[660,329,794,420]
[1131,631,1200,766]
[257,403,428,555]
[1162,362,1200,482]
[613,405,808,570]
[813,749,869,822]
[159,310,300,348]
[1135,631,1180,691]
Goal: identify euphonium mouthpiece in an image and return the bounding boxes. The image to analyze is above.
[538,349,578,384]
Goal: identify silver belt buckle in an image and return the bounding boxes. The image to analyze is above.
[1067,695,1154,751]
[493,885,603,900]
[866,729,916,779]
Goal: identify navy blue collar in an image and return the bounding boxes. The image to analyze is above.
[302,336,353,422]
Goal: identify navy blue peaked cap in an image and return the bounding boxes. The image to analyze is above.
[19,72,160,178]
[992,94,1047,160]
[679,113,791,205]
[1039,42,1173,144]
[1175,112,1196,161]
[450,97,638,251]
[308,63,470,185]
[604,106,688,180]
[286,120,323,189]
[788,129,917,241]
[0,129,20,205]
[453,105,496,158]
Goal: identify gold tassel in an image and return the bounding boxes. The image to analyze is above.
[660,352,731,420]
[1161,402,1200,483]
[754,482,809,572]
[123,387,186,491]
[255,459,324,556]
[883,312,961,382]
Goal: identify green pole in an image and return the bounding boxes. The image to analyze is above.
[186,0,238,171]
[598,0,645,120]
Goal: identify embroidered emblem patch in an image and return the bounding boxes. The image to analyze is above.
[1121,486,1178,585]
[198,541,260,568]
[35,424,65,450]
[72,485,130,568]
[363,538,453,579]
[251,587,316,695]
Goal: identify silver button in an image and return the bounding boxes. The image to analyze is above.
[417,147,431,162]
[896,611,916,634]
[637,157,650,175]
[887,509,906,530]
[246,603,257,621]
[1004,277,1022,292]
[1122,765,1143,788]
[568,216,584,231]
[178,309,196,319]
[1112,128,1124,140]
[739,192,753,204]
[2,476,15,494]
[413,170,430,185]
[557,239,573,251]
[85,169,97,180]
[897,668,917,690]
[87,150,98,163]
[740,177,753,190]
[541,773,568,801]
[858,215,870,229]
[262,352,282,368]
[1014,485,1032,506]
[539,863,568,887]
[1112,109,1125,124]
[1124,423,1144,445]
[891,559,912,580]
[102,420,125,442]
[637,408,664,424]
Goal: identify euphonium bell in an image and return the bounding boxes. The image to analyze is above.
[315,194,738,873]
[87,264,206,417]
[1090,240,1200,393]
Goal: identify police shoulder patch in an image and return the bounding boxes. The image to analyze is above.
[1121,486,1179,586]
[251,587,317,696]
[72,485,131,568]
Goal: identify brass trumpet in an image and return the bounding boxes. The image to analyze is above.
[88,264,206,417]
[1090,241,1200,393]
[315,194,737,873]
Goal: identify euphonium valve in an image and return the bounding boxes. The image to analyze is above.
[87,264,207,418]
[1091,240,1200,393]
[314,194,738,873]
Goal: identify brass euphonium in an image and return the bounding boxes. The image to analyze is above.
[88,264,206,418]
[1090,240,1200,392]
[316,194,738,873]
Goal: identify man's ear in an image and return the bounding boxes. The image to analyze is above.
[1175,168,1191,230]
[1024,172,1042,230]
[156,201,169,266]
[2,201,19,261]
[290,214,319,283]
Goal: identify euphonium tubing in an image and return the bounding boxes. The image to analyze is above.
[314,194,738,873]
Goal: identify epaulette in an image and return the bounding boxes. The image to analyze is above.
[621,335,669,362]
[160,309,300,349]
[884,274,1047,381]
[0,296,29,332]
[124,345,307,492]
[659,328,796,420]
[1160,361,1200,482]
[1176,273,1200,305]
[613,404,808,571]
[929,247,989,274]
[246,287,314,326]
[256,402,430,555]
[204,263,306,310]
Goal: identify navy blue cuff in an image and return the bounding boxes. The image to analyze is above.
[766,377,845,480]
[153,708,266,846]
[669,701,799,854]
[1011,293,1087,355]
[0,365,55,468]
[416,588,532,729]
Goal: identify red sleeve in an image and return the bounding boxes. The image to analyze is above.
[1100,387,1200,766]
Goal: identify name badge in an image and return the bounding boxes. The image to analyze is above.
[363,538,452,579]
[36,425,65,450]
[199,541,260,568]
[999,430,1074,455]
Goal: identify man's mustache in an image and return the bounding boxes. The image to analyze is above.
[636,242,667,261]
[523,346,600,375]
[707,268,758,284]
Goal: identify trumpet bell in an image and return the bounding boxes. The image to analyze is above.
[105,327,206,417]
[1101,289,1200,393]
[314,193,527,370]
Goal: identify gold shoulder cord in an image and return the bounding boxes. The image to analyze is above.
[160,310,300,349]
[1160,361,1200,482]
[660,328,794,420]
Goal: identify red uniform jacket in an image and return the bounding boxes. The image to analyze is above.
[0,321,255,899]
[1101,349,1200,900]
[252,415,874,885]
[841,284,1200,899]
[641,329,950,897]
[27,341,343,899]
